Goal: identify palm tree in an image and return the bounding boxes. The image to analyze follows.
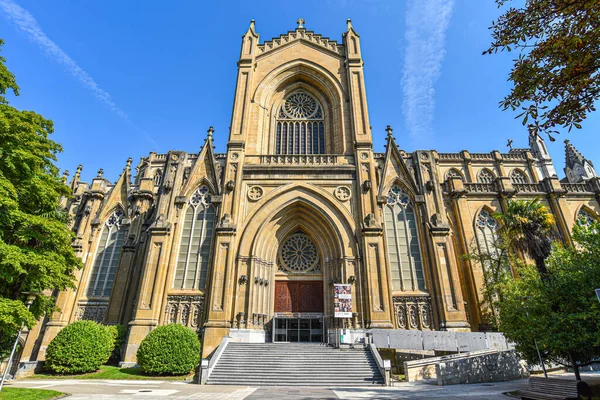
[494,198,555,277]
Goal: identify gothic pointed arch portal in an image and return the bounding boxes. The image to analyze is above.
[235,188,359,342]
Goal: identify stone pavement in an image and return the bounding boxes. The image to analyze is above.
[7,378,530,399]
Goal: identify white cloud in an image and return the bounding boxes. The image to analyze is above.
[402,0,455,145]
[0,0,156,146]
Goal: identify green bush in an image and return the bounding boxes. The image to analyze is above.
[106,324,126,351]
[136,324,200,375]
[106,324,126,363]
[45,320,113,374]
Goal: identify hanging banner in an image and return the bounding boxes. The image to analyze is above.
[334,284,352,318]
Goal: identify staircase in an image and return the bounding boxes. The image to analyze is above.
[207,342,384,386]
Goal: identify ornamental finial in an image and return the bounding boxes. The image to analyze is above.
[76,164,83,176]
[507,139,513,150]
[126,157,133,170]
[207,126,214,139]
[385,125,393,138]
[97,168,104,178]
[296,18,305,29]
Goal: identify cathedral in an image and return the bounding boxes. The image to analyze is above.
[15,19,600,368]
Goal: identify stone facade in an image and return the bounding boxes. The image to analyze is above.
[16,19,600,366]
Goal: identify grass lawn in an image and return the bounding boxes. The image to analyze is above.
[31,365,192,381]
[0,387,64,400]
[391,373,406,381]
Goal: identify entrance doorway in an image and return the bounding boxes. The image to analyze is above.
[274,317,323,342]
[273,280,324,343]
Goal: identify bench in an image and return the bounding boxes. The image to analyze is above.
[520,376,592,400]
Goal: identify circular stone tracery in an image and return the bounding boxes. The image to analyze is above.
[283,91,318,119]
[278,233,319,272]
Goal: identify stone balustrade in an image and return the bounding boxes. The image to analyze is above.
[464,183,497,193]
[561,182,592,193]
[257,154,340,165]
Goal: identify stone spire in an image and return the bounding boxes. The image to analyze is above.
[564,139,597,183]
[385,125,394,142]
[70,164,82,191]
[203,126,214,150]
[528,125,557,179]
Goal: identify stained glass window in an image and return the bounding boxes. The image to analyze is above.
[87,209,128,297]
[446,169,464,181]
[384,186,426,291]
[278,232,320,273]
[478,169,495,184]
[275,90,325,155]
[510,169,528,184]
[475,209,501,272]
[174,186,215,290]
[578,209,597,226]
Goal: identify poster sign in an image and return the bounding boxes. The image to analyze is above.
[334,284,352,318]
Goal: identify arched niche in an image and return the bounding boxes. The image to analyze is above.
[237,184,356,270]
[252,60,348,155]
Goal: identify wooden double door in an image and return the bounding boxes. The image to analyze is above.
[274,280,324,342]
[274,280,323,313]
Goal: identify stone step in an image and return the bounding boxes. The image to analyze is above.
[215,361,376,367]
[207,380,384,386]
[213,363,377,368]
[207,342,384,386]
[219,356,372,360]
[210,372,380,379]
[220,353,371,356]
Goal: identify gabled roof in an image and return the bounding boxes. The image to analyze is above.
[257,26,344,58]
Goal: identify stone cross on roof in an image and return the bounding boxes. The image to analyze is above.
[296,18,305,29]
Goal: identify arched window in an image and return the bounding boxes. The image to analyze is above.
[384,185,426,292]
[154,170,162,185]
[445,168,464,181]
[174,186,215,290]
[87,209,128,297]
[475,209,500,262]
[277,231,321,273]
[275,90,325,155]
[577,209,597,226]
[478,169,495,184]
[510,169,528,184]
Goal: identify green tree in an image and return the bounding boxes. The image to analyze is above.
[494,198,555,277]
[0,38,81,353]
[497,220,600,380]
[464,237,519,330]
[485,0,600,138]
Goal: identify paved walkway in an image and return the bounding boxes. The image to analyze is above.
[7,378,529,399]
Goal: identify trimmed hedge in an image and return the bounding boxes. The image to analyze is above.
[45,320,113,374]
[136,324,200,375]
[106,324,126,363]
[106,324,126,350]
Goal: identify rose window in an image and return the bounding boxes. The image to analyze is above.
[275,90,325,154]
[278,233,319,273]
[283,91,318,119]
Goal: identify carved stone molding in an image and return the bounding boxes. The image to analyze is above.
[334,186,351,201]
[393,296,432,330]
[247,186,264,201]
[75,301,108,323]
[164,295,205,331]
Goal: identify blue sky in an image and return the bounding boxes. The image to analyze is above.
[1,0,598,183]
